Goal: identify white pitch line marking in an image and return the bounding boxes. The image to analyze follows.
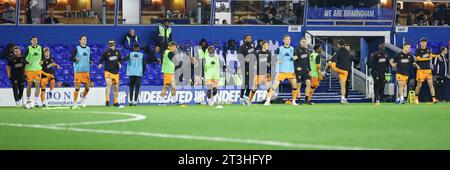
[49,111,146,127]
[0,111,385,150]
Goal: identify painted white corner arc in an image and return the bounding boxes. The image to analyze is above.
[49,111,146,127]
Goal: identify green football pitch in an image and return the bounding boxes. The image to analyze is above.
[0,103,449,150]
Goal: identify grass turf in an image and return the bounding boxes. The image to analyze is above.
[0,103,449,150]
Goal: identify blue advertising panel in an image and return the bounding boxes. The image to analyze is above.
[307,8,393,20]
[117,86,268,105]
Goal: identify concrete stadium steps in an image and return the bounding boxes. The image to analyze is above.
[277,77,371,103]
[277,93,371,103]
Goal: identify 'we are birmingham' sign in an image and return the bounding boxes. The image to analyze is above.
[324,9,375,18]
[307,8,393,20]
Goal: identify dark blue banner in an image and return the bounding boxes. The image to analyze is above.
[117,86,268,105]
[307,8,393,20]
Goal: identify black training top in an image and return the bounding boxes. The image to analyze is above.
[99,49,122,74]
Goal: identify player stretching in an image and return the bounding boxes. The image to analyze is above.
[71,35,92,109]
[248,41,272,105]
[390,43,417,104]
[264,35,299,106]
[308,44,323,104]
[23,36,43,108]
[158,41,178,105]
[99,40,122,107]
[40,47,60,107]
[414,38,439,104]
[325,40,351,104]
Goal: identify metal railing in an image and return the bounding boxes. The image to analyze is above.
[305,31,377,98]
[305,31,337,91]
[352,65,374,98]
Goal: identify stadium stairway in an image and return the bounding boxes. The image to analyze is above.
[277,77,372,103]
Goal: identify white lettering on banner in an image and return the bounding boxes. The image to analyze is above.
[118,88,267,105]
[343,10,375,17]
[179,91,193,103]
[395,27,408,33]
[0,87,267,106]
[118,91,127,103]
[333,10,343,17]
[255,90,268,102]
[217,90,239,103]
[194,91,206,103]
[325,9,375,18]
[139,91,154,103]
[324,10,333,17]
[124,90,194,104]
[0,88,106,106]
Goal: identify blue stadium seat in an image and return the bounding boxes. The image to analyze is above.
[2,40,447,88]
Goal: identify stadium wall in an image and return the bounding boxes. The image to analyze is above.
[0,26,448,47]
[0,26,449,104]
[394,27,450,47]
[0,25,303,46]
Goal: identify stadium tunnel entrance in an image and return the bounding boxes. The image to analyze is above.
[305,30,390,73]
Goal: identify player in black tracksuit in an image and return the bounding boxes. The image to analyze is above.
[98,40,122,106]
[368,43,390,104]
[2,43,15,81]
[8,46,26,106]
[238,34,256,105]
[294,38,312,104]
[325,40,355,104]
[343,44,358,100]
[40,48,60,107]
[431,46,449,101]
[248,41,272,104]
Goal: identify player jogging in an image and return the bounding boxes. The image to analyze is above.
[23,36,43,108]
[71,35,92,109]
[203,46,222,107]
[40,47,60,107]
[98,40,122,107]
[158,41,178,105]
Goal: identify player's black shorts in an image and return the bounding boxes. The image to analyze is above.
[296,70,311,82]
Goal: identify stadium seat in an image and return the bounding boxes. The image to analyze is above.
[0,41,448,88]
